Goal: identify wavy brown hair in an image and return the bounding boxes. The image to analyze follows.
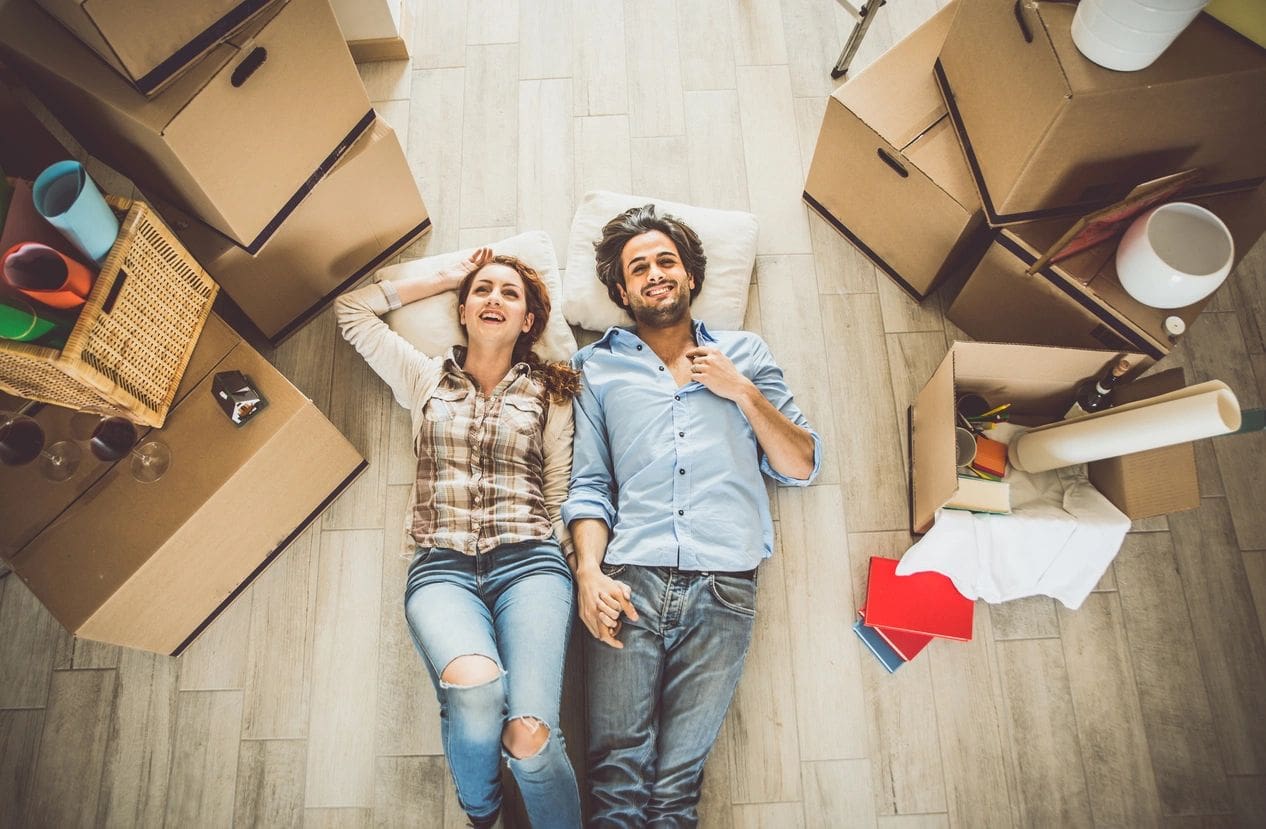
[457,255,580,404]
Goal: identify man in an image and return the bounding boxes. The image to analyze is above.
[562,204,822,826]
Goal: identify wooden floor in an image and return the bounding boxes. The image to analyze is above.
[5,0,1266,826]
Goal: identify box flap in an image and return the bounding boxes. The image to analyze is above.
[911,348,959,533]
[1038,2,1266,94]
[905,116,977,210]
[835,2,955,149]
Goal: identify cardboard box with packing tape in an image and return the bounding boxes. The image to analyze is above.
[943,185,1266,361]
[33,0,284,97]
[805,1,988,300]
[152,117,431,344]
[910,341,1202,535]
[935,0,1266,226]
[0,0,373,251]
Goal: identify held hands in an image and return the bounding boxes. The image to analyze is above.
[686,346,754,403]
[576,568,639,649]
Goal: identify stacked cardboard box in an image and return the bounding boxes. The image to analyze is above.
[807,0,1266,357]
[805,3,986,299]
[0,0,430,343]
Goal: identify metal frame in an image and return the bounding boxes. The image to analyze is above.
[832,0,887,79]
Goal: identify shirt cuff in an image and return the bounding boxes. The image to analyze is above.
[761,429,823,486]
[377,279,403,311]
[562,492,616,529]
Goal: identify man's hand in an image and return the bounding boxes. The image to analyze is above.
[686,346,755,403]
[576,568,639,649]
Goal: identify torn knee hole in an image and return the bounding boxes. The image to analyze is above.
[502,716,550,759]
[439,654,502,688]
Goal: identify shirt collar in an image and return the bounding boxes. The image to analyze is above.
[443,345,531,386]
[596,319,716,351]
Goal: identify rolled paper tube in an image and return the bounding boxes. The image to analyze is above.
[2,242,94,309]
[32,160,118,264]
[1008,381,1241,473]
[0,295,71,343]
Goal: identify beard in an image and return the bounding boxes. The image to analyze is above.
[627,282,690,328]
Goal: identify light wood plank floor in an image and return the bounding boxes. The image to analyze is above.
[5,1,1266,825]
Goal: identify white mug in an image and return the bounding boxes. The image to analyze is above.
[1116,202,1234,309]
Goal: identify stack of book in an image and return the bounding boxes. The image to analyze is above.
[853,556,974,672]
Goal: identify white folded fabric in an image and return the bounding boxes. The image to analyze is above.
[896,425,1131,610]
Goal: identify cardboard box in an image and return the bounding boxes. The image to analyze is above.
[910,341,1198,534]
[34,0,284,96]
[0,314,240,560]
[5,315,365,653]
[805,2,987,299]
[152,118,431,343]
[936,0,1266,225]
[0,0,373,251]
[944,186,1266,360]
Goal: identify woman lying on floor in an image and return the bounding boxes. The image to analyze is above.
[336,247,582,828]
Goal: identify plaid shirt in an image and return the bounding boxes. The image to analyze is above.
[412,348,553,555]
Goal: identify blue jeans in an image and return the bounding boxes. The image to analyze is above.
[404,540,582,828]
[585,564,758,827]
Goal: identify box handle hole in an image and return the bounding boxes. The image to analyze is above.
[1013,1,1033,43]
[231,47,268,87]
[877,148,909,178]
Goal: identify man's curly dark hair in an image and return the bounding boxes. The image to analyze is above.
[593,204,707,310]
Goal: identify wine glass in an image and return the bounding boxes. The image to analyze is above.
[0,407,82,482]
[88,414,171,483]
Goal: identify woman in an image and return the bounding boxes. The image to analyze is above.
[336,247,582,828]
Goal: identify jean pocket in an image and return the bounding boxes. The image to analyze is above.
[708,574,757,617]
[600,562,628,579]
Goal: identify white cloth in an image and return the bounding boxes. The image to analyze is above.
[896,424,1130,610]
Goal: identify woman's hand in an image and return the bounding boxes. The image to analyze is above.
[441,246,494,289]
[575,568,638,649]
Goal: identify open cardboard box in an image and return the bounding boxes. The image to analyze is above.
[943,185,1266,361]
[805,0,988,299]
[153,118,431,344]
[33,0,284,97]
[935,0,1266,226]
[911,341,1199,534]
[0,0,372,250]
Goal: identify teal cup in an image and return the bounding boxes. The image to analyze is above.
[32,160,119,264]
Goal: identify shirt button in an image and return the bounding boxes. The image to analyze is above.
[636,344,643,351]
[678,509,685,516]
[674,395,681,401]
[658,366,665,372]
[678,431,685,437]
[679,468,685,475]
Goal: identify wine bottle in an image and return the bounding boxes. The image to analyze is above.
[1064,358,1131,420]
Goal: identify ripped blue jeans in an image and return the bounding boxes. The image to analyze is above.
[404,539,581,828]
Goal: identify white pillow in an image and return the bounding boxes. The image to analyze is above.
[376,231,578,363]
[563,191,759,332]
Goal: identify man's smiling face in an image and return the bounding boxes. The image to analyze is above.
[616,230,695,328]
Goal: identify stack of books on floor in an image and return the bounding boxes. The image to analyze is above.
[853,556,974,673]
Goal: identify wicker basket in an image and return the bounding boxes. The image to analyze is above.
[0,196,218,427]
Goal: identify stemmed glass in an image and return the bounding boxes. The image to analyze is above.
[84,414,171,483]
[0,405,82,482]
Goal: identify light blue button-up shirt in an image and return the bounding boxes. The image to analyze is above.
[562,321,822,571]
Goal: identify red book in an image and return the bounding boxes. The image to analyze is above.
[860,605,934,662]
[864,556,974,641]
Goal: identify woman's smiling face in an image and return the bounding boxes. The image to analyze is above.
[460,263,535,348]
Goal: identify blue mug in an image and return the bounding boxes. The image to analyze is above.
[32,160,119,264]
